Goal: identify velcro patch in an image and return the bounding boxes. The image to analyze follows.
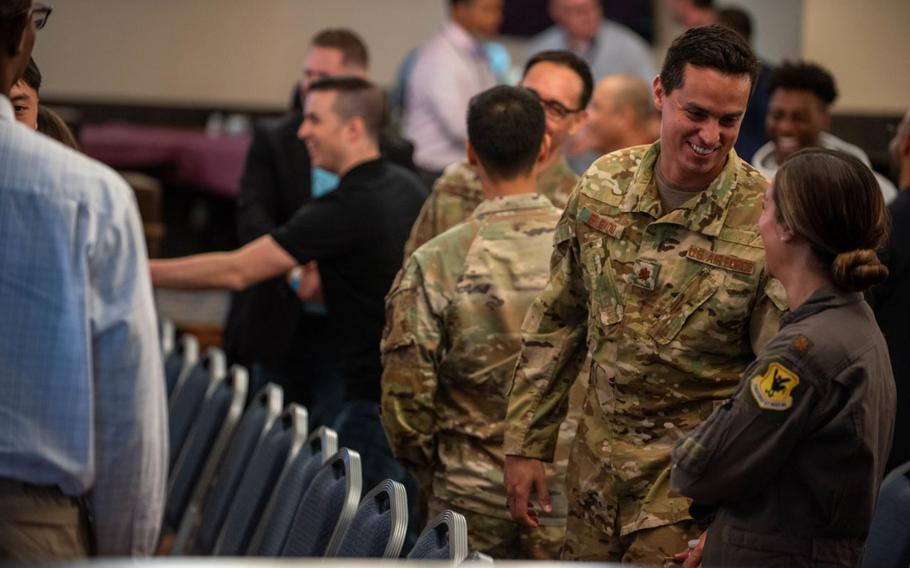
[686,246,755,275]
[750,362,800,411]
[579,208,625,239]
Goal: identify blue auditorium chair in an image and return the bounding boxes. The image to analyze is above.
[168,346,226,470]
[863,460,910,567]
[173,383,283,555]
[164,365,248,536]
[407,510,468,562]
[330,479,408,558]
[212,404,308,556]
[164,333,198,397]
[248,426,339,556]
[281,448,363,557]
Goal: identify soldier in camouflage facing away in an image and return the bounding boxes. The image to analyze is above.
[402,50,593,257]
[382,85,574,559]
[502,25,787,565]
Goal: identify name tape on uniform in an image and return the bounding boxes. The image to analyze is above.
[579,208,625,239]
[686,246,755,275]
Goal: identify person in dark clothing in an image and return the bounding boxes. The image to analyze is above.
[150,78,427,509]
[873,109,910,472]
[672,148,895,568]
[223,29,413,428]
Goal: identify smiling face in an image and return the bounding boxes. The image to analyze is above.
[519,60,586,155]
[10,78,37,129]
[297,90,347,173]
[653,64,751,188]
[766,88,828,165]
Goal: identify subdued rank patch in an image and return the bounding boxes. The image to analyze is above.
[686,246,755,275]
[630,258,661,291]
[791,334,813,353]
[750,362,800,411]
[579,207,625,239]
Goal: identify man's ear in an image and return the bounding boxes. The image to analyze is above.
[537,133,552,164]
[652,75,665,113]
[345,116,366,143]
[467,140,479,167]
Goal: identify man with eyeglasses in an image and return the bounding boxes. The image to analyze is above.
[0,0,168,560]
[403,49,592,257]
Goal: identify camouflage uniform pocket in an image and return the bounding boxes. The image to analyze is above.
[649,270,721,345]
[581,237,625,330]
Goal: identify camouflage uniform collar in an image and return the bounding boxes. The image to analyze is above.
[473,193,554,218]
[623,142,740,237]
[537,155,574,192]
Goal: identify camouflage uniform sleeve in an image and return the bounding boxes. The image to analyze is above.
[749,272,788,355]
[380,257,444,488]
[403,191,443,259]
[670,349,819,504]
[503,191,589,461]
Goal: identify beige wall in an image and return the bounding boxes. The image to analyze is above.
[802,0,909,114]
[32,1,909,114]
[34,0,446,108]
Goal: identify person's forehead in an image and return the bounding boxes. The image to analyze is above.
[305,90,336,111]
[305,46,345,68]
[10,81,37,100]
[522,62,582,98]
[769,88,823,110]
[674,65,750,108]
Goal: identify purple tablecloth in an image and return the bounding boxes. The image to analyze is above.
[80,123,251,198]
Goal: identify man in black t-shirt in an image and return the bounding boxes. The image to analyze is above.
[151,77,427,499]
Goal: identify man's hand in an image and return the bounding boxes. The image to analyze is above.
[504,455,551,528]
[673,530,707,568]
[287,261,323,302]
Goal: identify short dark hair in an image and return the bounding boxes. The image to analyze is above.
[467,85,546,181]
[717,7,752,42]
[523,50,594,109]
[311,28,369,70]
[20,56,40,92]
[308,76,385,141]
[660,24,758,96]
[768,61,838,106]
[692,0,714,8]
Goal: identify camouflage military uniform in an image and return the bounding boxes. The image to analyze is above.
[502,143,787,564]
[382,193,582,559]
[402,157,577,258]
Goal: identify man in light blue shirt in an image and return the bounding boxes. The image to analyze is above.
[0,0,167,559]
[527,0,655,84]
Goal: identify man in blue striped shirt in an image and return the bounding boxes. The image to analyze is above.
[0,0,167,559]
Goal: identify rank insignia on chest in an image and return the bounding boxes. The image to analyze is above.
[630,258,661,291]
[750,362,800,411]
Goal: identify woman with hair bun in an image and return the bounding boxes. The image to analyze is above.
[670,148,896,568]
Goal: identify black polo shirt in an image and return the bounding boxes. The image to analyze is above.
[271,158,427,402]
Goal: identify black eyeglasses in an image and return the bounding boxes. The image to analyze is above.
[523,87,584,120]
[30,3,52,30]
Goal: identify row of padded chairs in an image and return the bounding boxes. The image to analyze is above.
[158,323,479,561]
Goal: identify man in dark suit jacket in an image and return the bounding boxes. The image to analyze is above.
[223,29,414,428]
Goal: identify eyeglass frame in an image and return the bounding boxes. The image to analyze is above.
[522,87,585,120]
[0,2,52,30]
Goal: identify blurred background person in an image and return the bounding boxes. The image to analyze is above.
[573,74,658,158]
[9,55,38,128]
[402,0,503,187]
[753,61,898,203]
[527,0,654,84]
[666,0,717,28]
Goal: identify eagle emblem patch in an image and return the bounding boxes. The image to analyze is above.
[750,362,800,411]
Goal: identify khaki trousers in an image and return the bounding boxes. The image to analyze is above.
[0,478,90,561]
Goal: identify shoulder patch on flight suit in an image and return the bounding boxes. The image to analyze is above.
[686,246,755,275]
[791,334,813,353]
[579,207,625,239]
[750,362,800,411]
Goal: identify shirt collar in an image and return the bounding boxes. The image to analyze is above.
[339,157,385,187]
[444,21,484,58]
[779,283,863,328]
[472,193,552,218]
[621,141,740,237]
[0,94,13,122]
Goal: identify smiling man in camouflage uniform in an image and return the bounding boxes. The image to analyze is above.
[382,85,579,559]
[502,25,787,565]
[402,50,593,258]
